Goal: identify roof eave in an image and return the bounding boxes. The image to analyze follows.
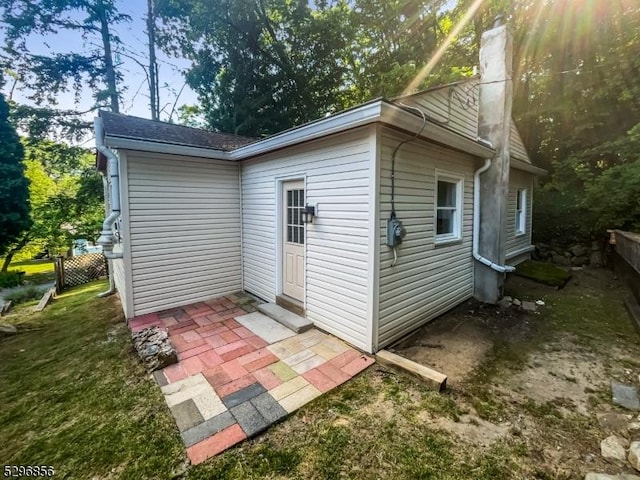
[103,135,232,160]
[511,158,547,176]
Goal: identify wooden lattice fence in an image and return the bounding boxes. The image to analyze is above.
[55,253,108,293]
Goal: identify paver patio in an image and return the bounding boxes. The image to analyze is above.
[128,293,375,464]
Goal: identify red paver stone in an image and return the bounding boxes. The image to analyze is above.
[316,362,351,386]
[253,367,283,390]
[220,359,249,380]
[216,374,256,398]
[161,317,178,327]
[244,335,268,350]
[303,368,338,393]
[203,366,232,389]
[163,363,187,383]
[182,330,202,343]
[222,318,242,330]
[219,345,254,362]
[233,326,253,339]
[199,350,224,368]
[198,326,229,339]
[328,349,360,369]
[173,337,206,353]
[221,300,236,310]
[239,350,278,372]
[168,321,198,335]
[219,330,241,344]
[197,324,229,336]
[182,356,205,376]
[205,335,228,349]
[178,343,212,361]
[192,315,213,327]
[187,423,246,465]
[341,355,375,377]
[211,303,227,313]
[215,339,248,356]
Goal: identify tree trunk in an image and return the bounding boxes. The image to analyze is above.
[99,7,119,113]
[1,253,14,272]
[1,236,29,272]
[147,0,159,120]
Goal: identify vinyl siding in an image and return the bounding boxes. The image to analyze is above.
[111,256,130,317]
[241,128,373,351]
[126,151,242,316]
[377,127,476,348]
[506,168,534,263]
[399,79,531,162]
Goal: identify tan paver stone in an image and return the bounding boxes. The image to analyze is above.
[296,329,327,347]
[283,348,314,367]
[266,343,295,360]
[269,376,309,401]
[310,342,343,361]
[268,361,298,382]
[192,388,227,420]
[278,338,306,355]
[291,354,326,374]
[161,373,207,395]
[165,382,212,408]
[279,383,322,413]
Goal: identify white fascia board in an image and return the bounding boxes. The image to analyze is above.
[104,135,232,161]
[510,158,547,176]
[230,101,385,160]
[379,103,496,158]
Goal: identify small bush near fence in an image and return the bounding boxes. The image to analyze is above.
[55,254,107,292]
[5,287,46,305]
[0,271,25,289]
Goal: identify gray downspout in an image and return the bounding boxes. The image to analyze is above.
[95,117,123,297]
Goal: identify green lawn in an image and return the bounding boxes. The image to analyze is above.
[1,270,638,479]
[5,259,56,285]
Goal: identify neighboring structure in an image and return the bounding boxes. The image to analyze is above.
[95,22,545,353]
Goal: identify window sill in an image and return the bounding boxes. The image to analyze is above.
[515,231,527,237]
[434,236,463,247]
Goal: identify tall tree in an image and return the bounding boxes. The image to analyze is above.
[147,0,160,120]
[1,0,130,137]
[0,91,30,263]
[156,0,355,136]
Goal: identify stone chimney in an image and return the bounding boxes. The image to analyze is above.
[474,17,513,303]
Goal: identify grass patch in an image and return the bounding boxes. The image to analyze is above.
[513,260,572,287]
[2,259,56,286]
[0,280,185,479]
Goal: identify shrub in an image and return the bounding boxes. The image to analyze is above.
[4,287,45,305]
[0,271,25,289]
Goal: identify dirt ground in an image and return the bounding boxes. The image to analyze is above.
[390,267,640,479]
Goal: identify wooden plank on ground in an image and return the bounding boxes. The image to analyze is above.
[376,349,447,392]
[34,288,56,312]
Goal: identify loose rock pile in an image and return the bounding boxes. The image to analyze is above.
[586,412,640,479]
[498,296,544,312]
[535,240,604,268]
[131,326,178,372]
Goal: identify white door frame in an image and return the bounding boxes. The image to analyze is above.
[275,175,307,306]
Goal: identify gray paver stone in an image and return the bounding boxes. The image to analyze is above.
[251,392,288,423]
[222,383,266,409]
[170,399,204,432]
[231,401,269,437]
[181,411,235,447]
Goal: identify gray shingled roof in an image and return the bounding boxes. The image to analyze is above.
[99,111,256,151]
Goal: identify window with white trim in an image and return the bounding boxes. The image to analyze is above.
[515,188,527,235]
[435,173,463,243]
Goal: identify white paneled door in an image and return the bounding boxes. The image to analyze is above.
[282,180,305,302]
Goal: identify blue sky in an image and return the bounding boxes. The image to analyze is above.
[2,0,198,125]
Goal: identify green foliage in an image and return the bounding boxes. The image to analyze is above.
[0,270,25,289]
[514,260,572,288]
[4,286,45,305]
[2,137,104,269]
[0,93,31,256]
